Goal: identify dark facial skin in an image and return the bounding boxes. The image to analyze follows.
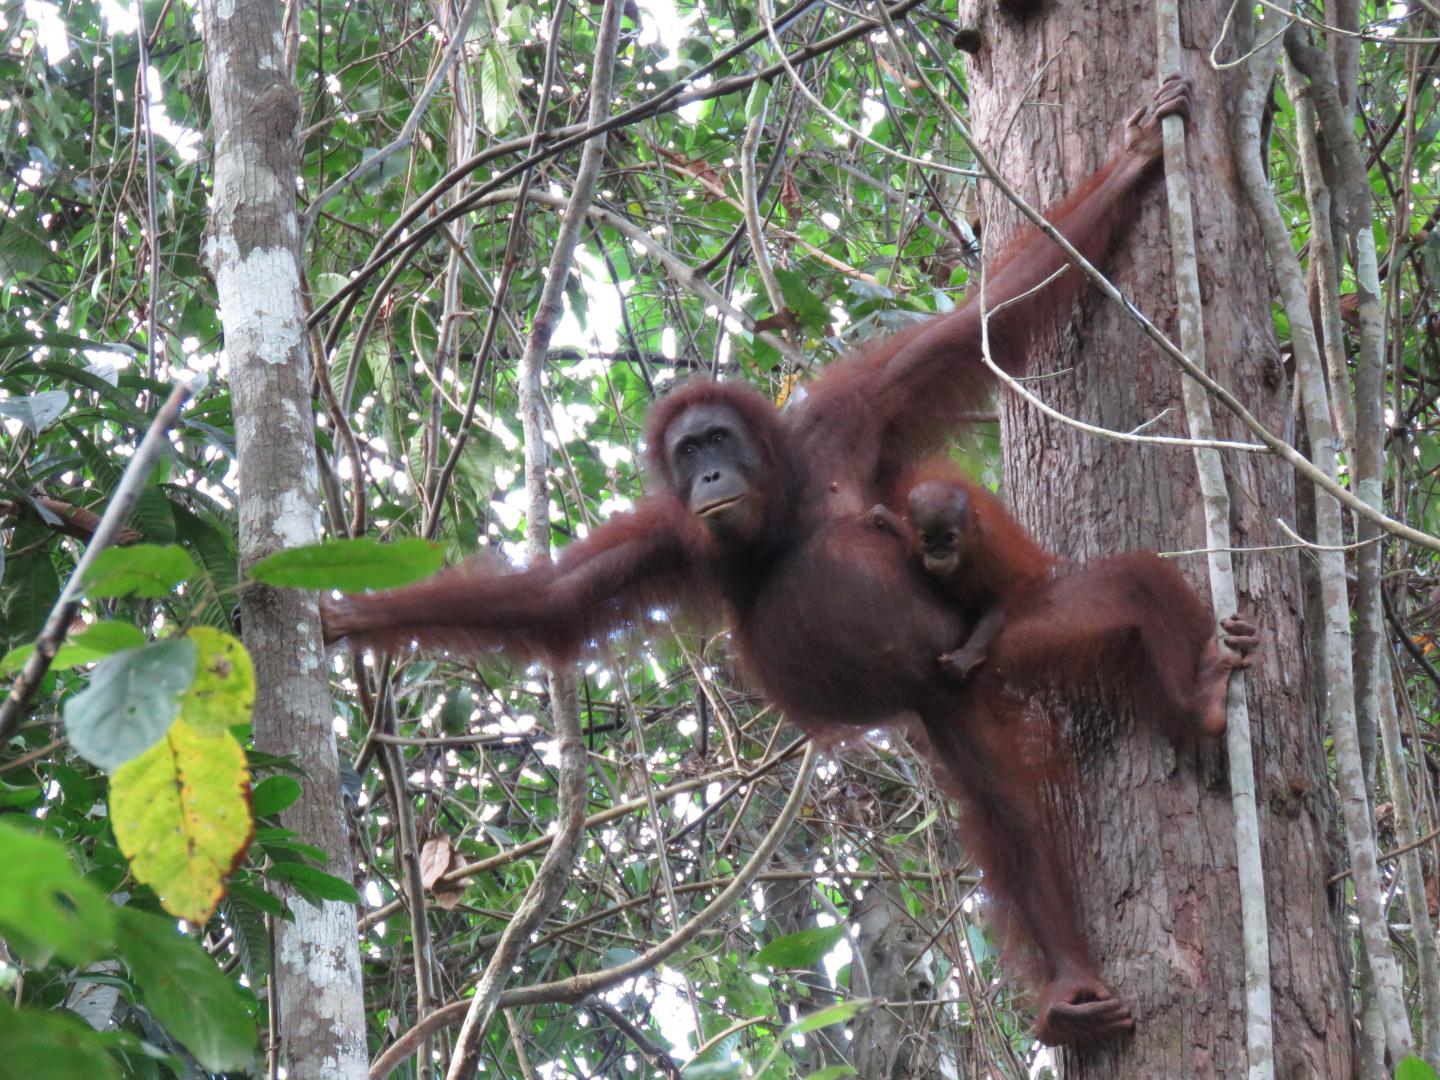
[905,480,971,577]
[663,402,766,542]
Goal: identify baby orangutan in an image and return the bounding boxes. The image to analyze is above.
[870,464,1257,741]
[869,475,1050,681]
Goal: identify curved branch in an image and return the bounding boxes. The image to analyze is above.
[369,745,818,1078]
[0,378,200,739]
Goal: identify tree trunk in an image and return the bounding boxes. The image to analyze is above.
[199,2,368,1076]
[955,2,1351,1075]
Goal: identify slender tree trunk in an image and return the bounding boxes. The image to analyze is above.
[199,2,368,1076]
[955,2,1351,1075]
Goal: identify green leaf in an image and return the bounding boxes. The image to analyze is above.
[0,1000,120,1080]
[227,880,285,917]
[780,998,870,1036]
[439,687,477,734]
[251,775,303,817]
[0,619,147,677]
[0,223,51,284]
[0,390,68,433]
[250,536,445,591]
[1420,231,1440,286]
[0,821,115,966]
[887,808,936,842]
[126,487,176,544]
[1,520,60,649]
[802,1068,858,1080]
[220,891,273,987]
[0,330,136,357]
[178,627,255,737]
[266,861,362,903]
[682,1061,743,1079]
[114,908,257,1072]
[750,1000,871,1077]
[80,543,195,599]
[477,41,519,132]
[1396,1057,1440,1080]
[64,638,199,771]
[110,719,253,923]
[754,924,845,969]
[773,268,832,333]
[966,923,994,964]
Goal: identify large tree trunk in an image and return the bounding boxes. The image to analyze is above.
[955,2,1351,1075]
[200,1,368,1076]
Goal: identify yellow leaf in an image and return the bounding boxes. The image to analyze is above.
[179,627,256,737]
[110,719,253,923]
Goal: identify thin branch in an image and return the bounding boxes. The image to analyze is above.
[301,0,485,237]
[444,1,620,1068]
[0,378,200,741]
[369,746,819,1078]
[1154,2,1272,1072]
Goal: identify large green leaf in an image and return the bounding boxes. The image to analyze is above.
[0,1000,119,1080]
[0,619,147,677]
[251,775,303,817]
[1,520,60,649]
[1397,1058,1440,1080]
[64,638,198,771]
[114,907,257,1072]
[753,924,846,969]
[250,536,444,591]
[267,861,362,904]
[0,821,115,966]
[80,543,196,599]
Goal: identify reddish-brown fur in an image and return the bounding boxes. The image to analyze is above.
[323,80,1201,1046]
[882,461,1256,744]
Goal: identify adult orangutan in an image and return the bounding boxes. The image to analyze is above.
[323,78,1240,1045]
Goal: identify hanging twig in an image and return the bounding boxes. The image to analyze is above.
[301,0,486,237]
[369,745,819,1078]
[442,0,621,1071]
[1154,5,1273,1076]
[1234,13,1414,1064]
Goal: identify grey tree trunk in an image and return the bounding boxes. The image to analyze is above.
[199,2,368,1076]
[954,2,1351,1075]
[852,881,960,1079]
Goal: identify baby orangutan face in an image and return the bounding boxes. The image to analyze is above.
[905,480,971,577]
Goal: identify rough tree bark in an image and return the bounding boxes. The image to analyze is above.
[199,1,368,1076]
[953,2,1351,1076]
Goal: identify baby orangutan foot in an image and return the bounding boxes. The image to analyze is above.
[1035,972,1134,1047]
[1193,614,1260,738]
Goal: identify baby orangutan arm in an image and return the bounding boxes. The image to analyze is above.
[939,605,1005,681]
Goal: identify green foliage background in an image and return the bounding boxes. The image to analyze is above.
[0,1,1437,1077]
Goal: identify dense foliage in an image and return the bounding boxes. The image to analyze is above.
[1,1,1438,1077]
